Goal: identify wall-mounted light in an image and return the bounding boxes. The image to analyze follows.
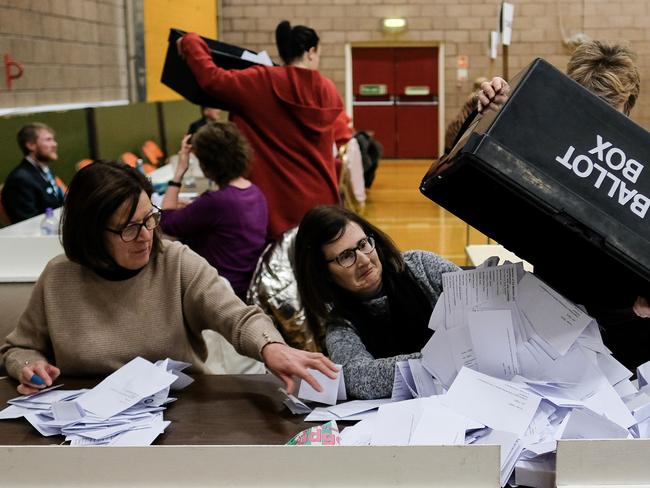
[382,17,407,34]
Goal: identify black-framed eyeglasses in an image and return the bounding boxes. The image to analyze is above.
[326,236,376,268]
[106,206,161,242]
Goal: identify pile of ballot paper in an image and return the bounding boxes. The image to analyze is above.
[286,261,650,488]
[0,357,193,446]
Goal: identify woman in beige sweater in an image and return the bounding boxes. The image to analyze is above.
[0,161,336,395]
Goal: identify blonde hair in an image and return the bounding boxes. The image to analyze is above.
[567,40,640,115]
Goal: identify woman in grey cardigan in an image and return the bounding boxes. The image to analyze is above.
[294,205,459,399]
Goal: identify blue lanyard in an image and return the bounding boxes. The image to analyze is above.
[41,169,64,201]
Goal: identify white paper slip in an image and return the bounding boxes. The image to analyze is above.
[410,398,483,446]
[370,399,420,446]
[155,358,191,372]
[51,400,85,422]
[340,416,377,446]
[527,333,560,361]
[297,366,345,406]
[427,293,446,331]
[474,429,521,487]
[156,358,194,390]
[443,367,541,437]
[516,273,592,356]
[467,309,519,379]
[561,408,630,439]
[637,360,650,387]
[24,412,61,437]
[577,320,610,354]
[8,384,67,406]
[76,357,177,419]
[391,361,417,401]
[76,419,151,441]
[448,325,478,372]
[408,358,441,397]
[279,388,312,415]
[514,457,555,488]
[624,392,650,423]
[108,419,170,446]
[582,376,637,429]
[68,434,112,446]
[533,345,602,401]
[241,49,273,66]
[614,378,638,398]
[0,404,33,420]
[304,408,377,422]
[637,417,650,438]
[596,352,633,386]
[442,264,518,329]
[475,301,527,345]
[523,440,557,457]
[326,399,390,418]
[421,328,457,389]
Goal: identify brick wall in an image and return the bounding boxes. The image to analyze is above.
[220,0,650,133]
[0,0,127,108]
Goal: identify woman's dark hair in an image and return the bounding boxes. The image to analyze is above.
[294,205,404,335]
[275,20,319,65]
[61,160,161,270]
[192,121,251,187]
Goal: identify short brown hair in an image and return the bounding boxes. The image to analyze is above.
[567,40,640,115]
[192,121,251,187]
[61,161,161,271]
[17,122,54,155]
[294,205,404,340]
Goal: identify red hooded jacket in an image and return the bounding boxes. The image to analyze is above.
[181,33,343,240]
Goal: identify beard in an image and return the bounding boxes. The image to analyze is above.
[34,147,57,163]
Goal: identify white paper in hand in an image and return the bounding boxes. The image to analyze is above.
[298,367,345,405]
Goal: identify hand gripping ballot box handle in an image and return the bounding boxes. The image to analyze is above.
[420,58,650,303]
[161,28,275,108]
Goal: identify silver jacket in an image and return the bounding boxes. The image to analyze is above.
[246,227,322,352]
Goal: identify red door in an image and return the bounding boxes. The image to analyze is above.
[352,47,439,158]
[352,48,397,157]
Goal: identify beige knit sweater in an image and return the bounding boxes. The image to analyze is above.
[0,240,284,381]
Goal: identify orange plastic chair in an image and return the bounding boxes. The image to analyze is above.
[120,152,155,174]
[142,140,164,166]
[54,176,67,194]
[120,152,138,168]
[76,159,94,171]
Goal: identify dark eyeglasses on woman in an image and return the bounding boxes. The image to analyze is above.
[106,207,161,242]
[326,236,376,268]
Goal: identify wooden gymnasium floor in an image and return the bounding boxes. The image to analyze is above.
[363,159,490,267]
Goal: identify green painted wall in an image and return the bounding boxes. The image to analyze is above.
[163,100,201,153]
[95,103,160,161]
[0,100,198,187]
[0,111,88,184]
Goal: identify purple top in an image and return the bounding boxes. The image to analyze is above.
[160,185,268,298]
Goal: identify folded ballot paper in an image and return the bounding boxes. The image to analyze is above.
[282,365,346,414]
[0,357,193,446]
[287,261,650,488]
[282,368,395,422]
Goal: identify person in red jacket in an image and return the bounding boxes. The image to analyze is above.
[178,21,343,241]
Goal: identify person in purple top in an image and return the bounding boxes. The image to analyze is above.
[161,122,268,299]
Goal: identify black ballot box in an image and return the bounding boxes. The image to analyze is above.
[420,58,650,306]
[161,28,272,108]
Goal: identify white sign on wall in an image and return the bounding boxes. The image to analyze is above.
[500,2,514,46]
